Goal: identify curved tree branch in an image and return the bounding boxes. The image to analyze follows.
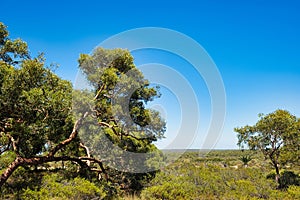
[0,112,92,188]
[49,112,89,157]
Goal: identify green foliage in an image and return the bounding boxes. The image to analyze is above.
[280,171,300,188]
[21,174,106,200]
[235,110,298,152]
[0,22,29,65]
[268,186,300,200]
[0,151,16,169]
[0,24,74,158]
[2,22,300,200]
[78,48,166,142]
[239,154,252,167]
[77,47,166,191]
[0,57,74,156]
[1,22,166,197]
[280,119,300,166]
[235,110,300,187]
[267,170,300,189]
[2,149,300,199]
[140,151,300,200]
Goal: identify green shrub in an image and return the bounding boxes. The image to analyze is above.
[140,152,281,200]
[21,174,107,200]
[287,185,300,199]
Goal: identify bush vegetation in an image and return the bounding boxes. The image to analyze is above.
[1,22,299,199]
[140,151,300,200]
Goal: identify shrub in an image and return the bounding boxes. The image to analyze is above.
[21,174,107,200]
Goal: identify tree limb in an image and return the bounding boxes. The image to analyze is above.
[49,112,89,157]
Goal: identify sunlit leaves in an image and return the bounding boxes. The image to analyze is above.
[0,24,73,157]
[0,22,29,65]
[78,47,166,190]
[78,47,166,143]
[235,110,299,160]
[235,110,300,187]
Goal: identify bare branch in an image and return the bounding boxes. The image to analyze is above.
[79,143,91,166]
[94,84,106,100]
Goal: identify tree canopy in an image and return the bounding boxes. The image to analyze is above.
[235,109,300,188]
[0,22,166,195]
[0,22,77,188]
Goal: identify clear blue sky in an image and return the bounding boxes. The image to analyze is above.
[1,0,300,149]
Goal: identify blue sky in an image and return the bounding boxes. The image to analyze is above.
[1,0,300,149]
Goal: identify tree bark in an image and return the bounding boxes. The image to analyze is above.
[49,112,88,157]
[269,153,282,189]
[0,157,23,188]
[0,155,89,188]
[274,163,282,189]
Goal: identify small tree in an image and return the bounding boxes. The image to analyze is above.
[235,109,300,188]
[239,155,252,167]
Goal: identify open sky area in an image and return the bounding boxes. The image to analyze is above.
[1,0,300,149]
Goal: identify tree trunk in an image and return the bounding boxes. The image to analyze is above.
[274,163,282,189]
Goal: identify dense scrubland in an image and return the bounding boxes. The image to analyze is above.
[139,150,300,200]
[2,150,300,199]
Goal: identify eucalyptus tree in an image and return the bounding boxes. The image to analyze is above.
[0,22,166,192]
[235,109,300,188]
[0,22,82,188]
[77,47,166,189]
